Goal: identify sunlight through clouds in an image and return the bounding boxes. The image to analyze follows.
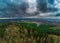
[26,0,37,13]
[55,0,60,9]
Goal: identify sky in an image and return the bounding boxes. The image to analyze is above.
[0,0,60,18]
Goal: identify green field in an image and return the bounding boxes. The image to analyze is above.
[0,22,60,43]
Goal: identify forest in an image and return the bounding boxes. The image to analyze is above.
[0,21,60,43]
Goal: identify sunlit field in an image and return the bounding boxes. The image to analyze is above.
[0,21,60,43]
